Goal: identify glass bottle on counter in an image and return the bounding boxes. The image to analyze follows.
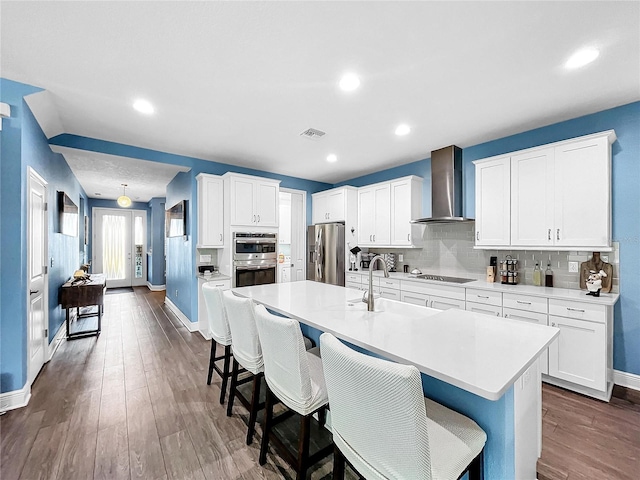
[533,263,542,286]
[545,262,554,287]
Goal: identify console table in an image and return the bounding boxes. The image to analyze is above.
[60,273,106,340]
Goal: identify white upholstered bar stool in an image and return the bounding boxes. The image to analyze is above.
[221,291,265,445]
[320,332,487,480]
[253,304,332,480]
[202,283,233,404]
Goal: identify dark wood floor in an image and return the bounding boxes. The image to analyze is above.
[1,287,638,480]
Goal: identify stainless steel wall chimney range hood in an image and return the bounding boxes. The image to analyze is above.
[411,145,474,224]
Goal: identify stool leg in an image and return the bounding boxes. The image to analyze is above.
[296,414,311,480]
[246,372,262,445]
[207,339,217,385]
[227,359,239,417]
[318,407,326,428]
[333,445,346,480]
[259,386,274,466]
[469,451,483,480]
[220,344,231,404]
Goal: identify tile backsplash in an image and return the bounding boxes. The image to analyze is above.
[370,222,619,293]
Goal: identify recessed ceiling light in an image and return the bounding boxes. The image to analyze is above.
[133,99,155,114]
[327,154,338,163]
[339,73,360,92]
[565,47,599,69]
[395,124,411,136]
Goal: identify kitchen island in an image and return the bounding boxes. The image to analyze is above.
[233,280,559,479]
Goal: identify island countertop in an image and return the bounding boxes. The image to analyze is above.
[232,280,559,401]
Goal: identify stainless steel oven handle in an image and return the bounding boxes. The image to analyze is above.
[235,265,277,271]
[235,239,277,244]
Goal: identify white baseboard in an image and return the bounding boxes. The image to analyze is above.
[164,297,198,332]
[47,322,66,361]
[614,369,640,391]
[147,282,166,291]
[0,384,31,412]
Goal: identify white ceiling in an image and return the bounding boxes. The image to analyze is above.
[2,1,639,189]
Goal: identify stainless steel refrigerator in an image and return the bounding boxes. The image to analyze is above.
[307,223,345,286]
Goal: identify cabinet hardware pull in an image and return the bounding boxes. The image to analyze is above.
[219,233,223,241]
[552,322,556,327]
[566,307,585,313]
[504,314,509,318]
[476,231,479,241]
[257,215,260,223]
[253,215,256,223]
[516,300,531,305]
[548,229,551,241]
[557,228,560,241]
[477,295,489,299]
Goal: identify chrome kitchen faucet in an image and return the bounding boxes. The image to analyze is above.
[366,255,389,312]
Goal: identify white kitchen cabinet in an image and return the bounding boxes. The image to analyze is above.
[225,173,280,227]
[198,276,232,338]
[390,176,424,247]
[196,174,224,248]
[429,295,466,310]
[400,280,465,310]
[358,183,391,246]
[553,136,611,249]
[400,291,429,307]
[503,306,549,375]
[474,156,511,246]
[466,302,502,317]
[510,148,555,247]
[312,187,357,224]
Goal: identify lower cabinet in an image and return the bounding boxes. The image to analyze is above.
[198,277,232,338]
[503,307,549,374]
[466,302,502,316]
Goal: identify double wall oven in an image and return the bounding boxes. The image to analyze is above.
[233,232,277,287]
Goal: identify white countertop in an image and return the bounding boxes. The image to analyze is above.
[232,281,559,401]
[352,270,619,306]
[196,273,231,281]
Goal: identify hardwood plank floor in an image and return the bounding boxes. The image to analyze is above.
[1,287,638,480]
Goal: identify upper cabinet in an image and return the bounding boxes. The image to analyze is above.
[474,130,616,250]
[312,186,357,224]
[196,173,224,248]
[224,173,280,227]
[358,176,423,247]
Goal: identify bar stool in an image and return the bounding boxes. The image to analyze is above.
[202,283,233,404]
[320,332,487,480]
[253,304,332,480]
[222,291,265,445]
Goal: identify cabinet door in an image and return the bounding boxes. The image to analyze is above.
[554,137,610,248]
[548,315,606,391]
[429,295,465,311]
[312,192,327,224]
[327,190,345,222]
[230,177,256,226]
[373,183,391,244]
[511,148,555,246]
[390,179,413,246]
[198,175,224,247]
[358,187,376,245]
[255,181,279,226]
[503,307,549,374]
[475,157,511,245]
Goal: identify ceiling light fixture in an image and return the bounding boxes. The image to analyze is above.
[339,73,360,92]
[117,184,132,208]
[133,98,155,114]
[395,124,411,136]
[565,47,600,69]
[327,154,338,163]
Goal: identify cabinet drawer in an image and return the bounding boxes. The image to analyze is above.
[401,280,465,300]
[380,288,401,301]
[345,281,362,291]
[205,279,231,290]
[379,277,401,289]
[503,307,548,325]
[429,295,465,311]
[465,289,502,307]
[549,299,606,323]
[466,302,502,317]
[503,293,547,314]
[345,273,361,284]
[361,277,380,288]
[400,291,429,307]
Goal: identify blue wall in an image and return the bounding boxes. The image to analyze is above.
[1,79,88,393]
[338,102,640,377]
[148,197,166,287]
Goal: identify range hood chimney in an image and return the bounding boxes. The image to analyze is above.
[411,145,474,224]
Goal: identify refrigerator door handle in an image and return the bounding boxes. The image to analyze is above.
[316,229,323,281]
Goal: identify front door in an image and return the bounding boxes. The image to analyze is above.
[27,168,48,385]
[93,208,147,288]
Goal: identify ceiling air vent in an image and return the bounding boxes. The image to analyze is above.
[299,128,326,140]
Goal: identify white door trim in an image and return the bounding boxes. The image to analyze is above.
[26,166,49,388]
[280,187,307,282]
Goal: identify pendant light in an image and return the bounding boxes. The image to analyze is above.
[117,184,132,208]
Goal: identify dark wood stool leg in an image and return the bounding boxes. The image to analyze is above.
[296,414,311,480]
[468,451,483,480]
[227,359,239,417]
[318,407,326,428]
[220,344,231,404]
[333,444,346,480]
[259,386,274,465]
[207,339,218,385]
[246,372,262,445]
